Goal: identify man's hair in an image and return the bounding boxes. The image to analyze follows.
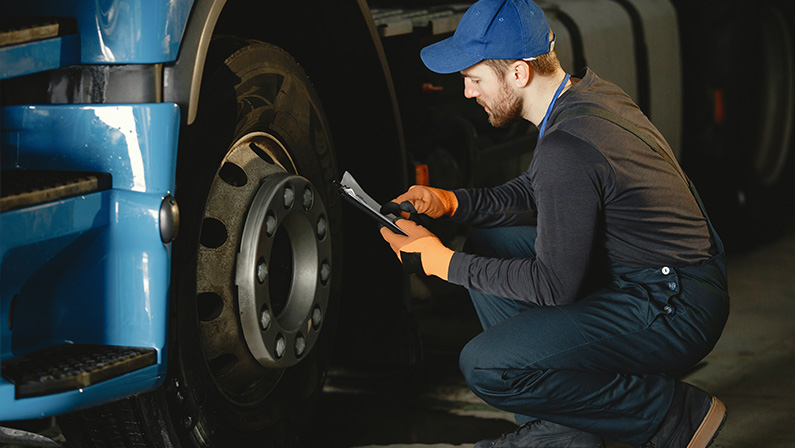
[483,49,560,78]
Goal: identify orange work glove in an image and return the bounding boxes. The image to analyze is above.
[379,219,454,281]
[387,185,458,219]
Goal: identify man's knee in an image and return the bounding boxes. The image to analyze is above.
[460,334,549,413]
[459,337,477,381]
[459,334,510,399]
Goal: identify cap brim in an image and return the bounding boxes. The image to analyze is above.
[420,37,484,74]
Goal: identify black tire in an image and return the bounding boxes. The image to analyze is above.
[678,0,795,249]
[59,37,342,448]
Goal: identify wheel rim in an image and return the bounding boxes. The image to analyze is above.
[195,131,332,401]
[750,7,794,187]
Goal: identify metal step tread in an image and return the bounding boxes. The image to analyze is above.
[0,170,112,213]
[0,16,76,48]
[1,344,157,398]
[0,425,60,447]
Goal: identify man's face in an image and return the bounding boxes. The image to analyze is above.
[461,62,523,128]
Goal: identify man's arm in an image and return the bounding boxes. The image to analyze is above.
[452,172,538,227]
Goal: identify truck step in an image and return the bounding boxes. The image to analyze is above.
[0,16,79,79]
[0,425,60,447]
[1,344,157,398]
[0,170,112,213]
[0,16,75,48]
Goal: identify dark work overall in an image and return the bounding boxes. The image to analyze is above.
[458,108,730,446]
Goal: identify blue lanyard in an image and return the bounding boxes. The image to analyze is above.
[538,73,570,140]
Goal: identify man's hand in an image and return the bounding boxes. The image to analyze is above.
[381,185,458,220]
[379,219,454,281]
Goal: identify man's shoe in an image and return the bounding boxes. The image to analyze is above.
[642,382,727,448]
[474,420,605,448]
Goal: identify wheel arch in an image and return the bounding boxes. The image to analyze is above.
[166,0,408,194]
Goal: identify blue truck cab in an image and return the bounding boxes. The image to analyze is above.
[1,0,187,418]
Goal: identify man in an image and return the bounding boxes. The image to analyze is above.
[379,0,730,447]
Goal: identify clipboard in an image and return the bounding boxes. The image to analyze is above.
[334,171,408,236]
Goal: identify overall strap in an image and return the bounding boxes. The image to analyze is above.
[555,106,716,238]
[557,106,688,185]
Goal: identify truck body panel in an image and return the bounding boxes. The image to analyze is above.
[0,35,80,79]
[0,0,193,64]
[0,103,178,420]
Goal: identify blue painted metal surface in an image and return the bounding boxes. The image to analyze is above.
[0,35,80,80]
[1,104,180,193]
[0,103,179,420]
[0,0,194,64]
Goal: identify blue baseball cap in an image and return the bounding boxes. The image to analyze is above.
[421,0,553,74]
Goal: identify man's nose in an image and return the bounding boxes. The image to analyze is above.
[463,80,479,99]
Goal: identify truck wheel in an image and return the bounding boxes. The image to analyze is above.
[679,0,795,247]
[58,37,342,447]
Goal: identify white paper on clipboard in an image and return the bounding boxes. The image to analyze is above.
[337,171,408,236]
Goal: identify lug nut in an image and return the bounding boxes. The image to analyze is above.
[283,186,295,209]
[317,216,327,239]
[257,258,268,283]
[320,261,331,284]
[303,187,314,210]
[275,334,286,359]
[312,306,322,329]
[265,213,276,236]
[260,307,272,331]
[295,334,306,357]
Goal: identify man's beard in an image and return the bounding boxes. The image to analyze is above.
[479,81,523,128]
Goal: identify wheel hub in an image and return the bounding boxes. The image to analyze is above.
[236,173,331,368]
[195,132,332,399]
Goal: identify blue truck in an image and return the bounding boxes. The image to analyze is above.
[1,0,793,446]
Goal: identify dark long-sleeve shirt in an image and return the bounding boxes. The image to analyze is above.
[447,68,715,306]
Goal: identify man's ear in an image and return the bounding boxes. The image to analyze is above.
[510,60,532,88]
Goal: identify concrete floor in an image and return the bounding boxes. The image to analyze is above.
[299,223,795,448]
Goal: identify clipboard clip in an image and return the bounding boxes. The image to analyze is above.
[333,173,408,236]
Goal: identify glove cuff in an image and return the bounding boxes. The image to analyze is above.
[397,236,455,281]
[423,245,455,281]
[429,187,459,217]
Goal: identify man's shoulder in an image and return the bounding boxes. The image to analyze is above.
[548,80,650,151]
[565,68,630,99]
[542,110,619,152]
[534,129,606,169]
[531,129,615,192]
